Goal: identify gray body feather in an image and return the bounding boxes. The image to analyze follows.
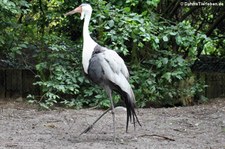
[87,45,141,131]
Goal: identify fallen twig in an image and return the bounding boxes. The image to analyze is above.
[138,134,175,141]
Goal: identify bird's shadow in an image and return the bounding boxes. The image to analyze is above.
[67,132,136,144]
[68,133,113,143]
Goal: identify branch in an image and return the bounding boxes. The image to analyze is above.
[17,14,24,24]
[138,134,175,141]
[168,0,181,18]
[180,7,200,22]
[197,19,205,32]
[162,0,177,14]
[206,8,225,36]
[39,0,45,15]
[196,10,225,57]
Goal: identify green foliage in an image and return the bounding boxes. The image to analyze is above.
[131,51,203,107]
[0,0,30,57]
[89,4,207,107]
[1,0,216,109]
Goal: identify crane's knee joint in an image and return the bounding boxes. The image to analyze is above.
[111,110,115,115]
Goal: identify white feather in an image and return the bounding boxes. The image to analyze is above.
[101,48,129,79]
[82,38,97,73]
[95,51,134,102]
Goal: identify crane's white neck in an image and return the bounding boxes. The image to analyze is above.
[83,12,91,41]
[82,11,97,74]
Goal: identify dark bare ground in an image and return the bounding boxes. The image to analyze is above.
[0,98,225,149]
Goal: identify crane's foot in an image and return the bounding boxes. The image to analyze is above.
[79,125,93,136]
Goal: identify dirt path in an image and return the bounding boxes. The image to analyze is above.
[0,99,225,149]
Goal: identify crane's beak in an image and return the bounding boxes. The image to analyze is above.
[64,6,82,16]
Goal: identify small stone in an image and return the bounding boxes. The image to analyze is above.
[15,97,23,102]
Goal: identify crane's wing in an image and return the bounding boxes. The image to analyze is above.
[88,45,130,91]
[103,49,130,80]
[90,45,129,80]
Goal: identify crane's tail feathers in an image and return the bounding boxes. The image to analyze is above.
[122,92,141,132]
[109,80,141,131]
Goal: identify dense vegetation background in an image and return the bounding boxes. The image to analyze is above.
[1,0,224,108]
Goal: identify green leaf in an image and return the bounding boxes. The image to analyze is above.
[162,58,168,64]
[154,38,159,43]
[124,7,130,12]
[156,61,162,68]
[169,32,177,36]
[108,20,114,28]
[162,72,172,83]
[95,95,103,99]
[138,42,144,48]
[176,36,182,44]
[163,36,169,42]
[176,56,184,64]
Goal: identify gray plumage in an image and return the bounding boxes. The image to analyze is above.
[87,45,141,132]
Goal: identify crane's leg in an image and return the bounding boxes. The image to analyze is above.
[79,87,116,142]
[107,89,116,143]
[79,107,111,136]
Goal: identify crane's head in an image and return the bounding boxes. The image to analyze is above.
[65,3,92,20]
